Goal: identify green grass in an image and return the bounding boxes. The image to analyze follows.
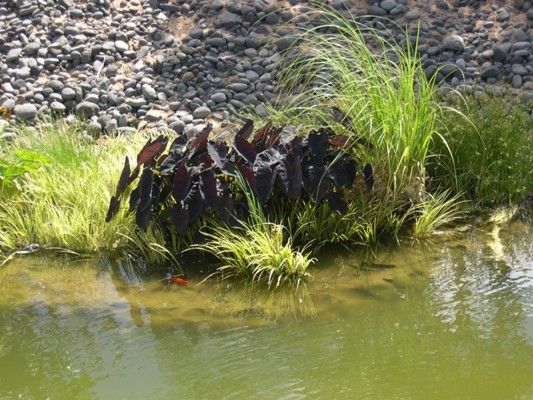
[275,3,441,196]
[0,118,172,264]
[192,181,315,288]
[430,92,533,205]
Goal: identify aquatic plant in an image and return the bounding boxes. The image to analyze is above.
[430,92,533,205]
[0,118,169,260]
[106,119,366,238]
[193,182,315,288]
[409,190,467,239]
[275,2,441,198]
[0,149,51,197]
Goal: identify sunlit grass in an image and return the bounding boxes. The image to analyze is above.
[275,3,442,196]
[193,182,315,288]
[431,92,533,205]
[410,190,467,239]
[0,118,171,263]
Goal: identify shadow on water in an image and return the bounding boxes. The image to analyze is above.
[1,217,532,399]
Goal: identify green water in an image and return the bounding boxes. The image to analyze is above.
[1,217,532,399]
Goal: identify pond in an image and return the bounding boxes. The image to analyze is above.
[1,215,532,399]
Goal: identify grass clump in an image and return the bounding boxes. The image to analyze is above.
[276,3,440,196]
[0,118,171,262]
[193,184,314,288]
[430,93,533,205]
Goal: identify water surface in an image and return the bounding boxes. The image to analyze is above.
[1,217,532,399]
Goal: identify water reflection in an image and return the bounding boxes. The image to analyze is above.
[0,218,532,399]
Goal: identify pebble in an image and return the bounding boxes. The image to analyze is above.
[13,104,38,120]
[0,0,529,134]
[75,101,100,118]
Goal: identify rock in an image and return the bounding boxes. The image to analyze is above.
[115,41,129,53]
[511,64,528,75]
[75,101,100,118]
[404,10,420,20]
[192,106,210,119]
[61,87,76,100]
[211,92,227,103]
[380,0,397,12]
[23,43,41,56]
[6,48,22,63]
[496,10,510,22]
[87,120,103,136]
[436,0,450,10]
[493,45,509,62]
[219,12,242,27]
[276,36,298,51]
[480,65,501,79]
[13,104,38,120]
[228,82,249,92]
[443,35,465,51]
[169,120,185,133]
[126,98,148,108]
[142,84,158,100]
[50,101,66,112]
[511,74,523,88]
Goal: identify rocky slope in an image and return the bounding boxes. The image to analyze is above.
[1,0,532,136]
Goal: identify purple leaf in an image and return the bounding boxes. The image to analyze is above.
[233,134,257,164]
[236,119,254,141]
[173,164,192,203]
[171,203,189,236]
[199,170,218,208]
[327,189,348,215]
[115,156,131,198]
[308,127,329,164]
[136,135,168,168]
[188,124,213,155]
[207,140,228,169]
[105,196,120,222]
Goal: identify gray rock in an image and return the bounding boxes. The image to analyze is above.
[61,87,76,100]
[511,64,528,75]
[380,0,397,12]
[436,0,450,10]
[142,84,158,100]
[23,43,41,56]
[206,37,227,47]
[50,101,66,112]
[228,82,249,92]
[367,5,387,16]
[75,101,100,118]
[144,109,162,122]
[182,72,195,83]
[219,12,242,27]
[211,92,227,103]
[192,106,210,119]
[443,35,465,51]
[115,41,129,53]
[511,74,523,89]
[276,36,298,51]
[87,120,103,136]
[480,65,501,79]
[105,119,118,134]
[126,98,148,108]
[493,45,509,62]
[14,104,38,120]
[169,120,185,133]
[496,10,510,22]
[6,48,22,63]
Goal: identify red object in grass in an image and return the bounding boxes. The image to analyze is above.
[170,277,189,285]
